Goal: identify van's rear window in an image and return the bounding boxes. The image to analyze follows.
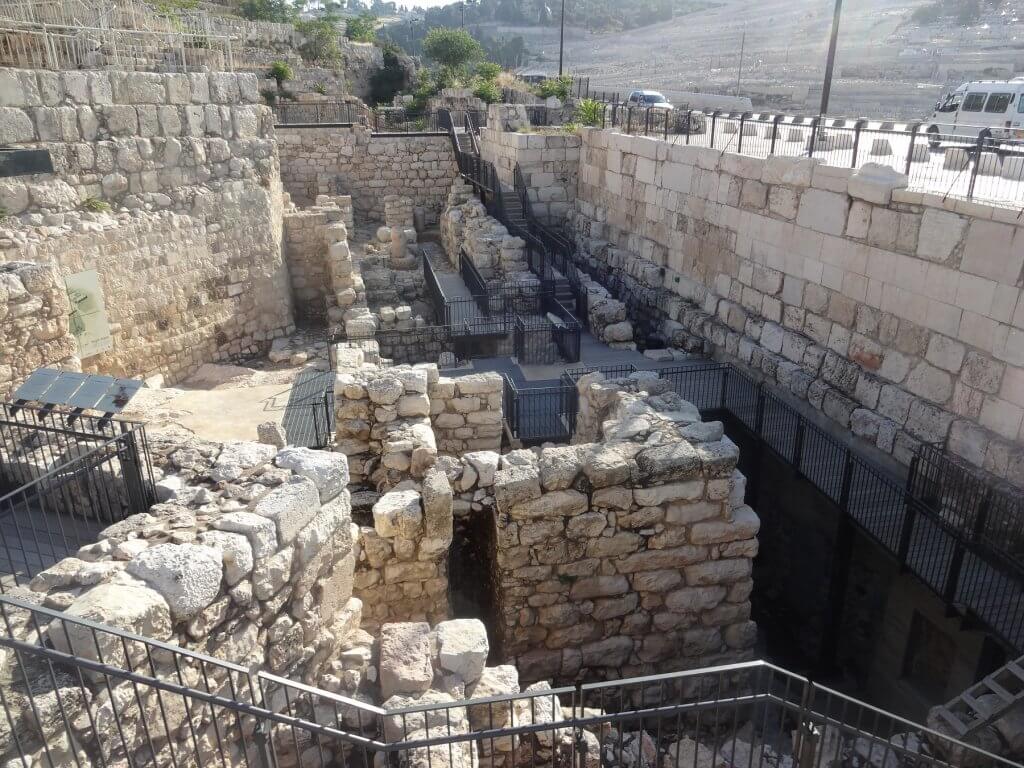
[962,93,986,112]
[984,93,1012,113]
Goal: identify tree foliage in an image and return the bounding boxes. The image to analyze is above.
[239,0,296,23]
[268,60,294,86]
[296,18,342,63]
[422,27,484,70]
[345,12,378,41]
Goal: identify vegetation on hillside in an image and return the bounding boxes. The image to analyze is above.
[910,0,1000,25]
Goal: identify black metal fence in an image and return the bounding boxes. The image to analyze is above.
[502,375,575,444]
[0,403,155,592]
[611,108,1024,205]
[2,589,1012,768]
[273,100,363,125]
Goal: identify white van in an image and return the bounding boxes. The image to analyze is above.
[927,79,1024,145]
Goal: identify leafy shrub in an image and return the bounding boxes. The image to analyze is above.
[475,61,501,81]
[472,78,501,104]
[260,88,278,105]
[345,12,378,42]
[574,98,604,126]
[536,75,572,101]
[296,19,341,64]
[312,81,328,94]
[81,197,111,213]
[268,60,293,87]
[422,27,483,70]
[239,0,295,23]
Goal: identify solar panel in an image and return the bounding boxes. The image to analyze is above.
[12,368,61,402]
[12,368,143,414]
[65,375,115,410]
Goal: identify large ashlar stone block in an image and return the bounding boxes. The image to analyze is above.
[275,447,350,502]
[796,188,849,236]
[379,622,434,698]
[847,163,907,205]
[436,618,489,684]
[373,489,423,538]
[49,581,172,669]
[125,543,223,620]
[253,477,321,544]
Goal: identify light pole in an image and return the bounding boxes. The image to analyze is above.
[819,0,843,116]
[558,0,565,76]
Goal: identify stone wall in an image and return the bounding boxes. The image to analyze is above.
[354,476,452,631]
[491,372,758,683]
[7,438,366,765]
[572,128,1024,487]
[479,122,580,224]
[429,372,504,454]
[283,195,356,326]
[277,125,458,224]
[0,68,293,386]
[440,179,533,284]
[0,261,77,395]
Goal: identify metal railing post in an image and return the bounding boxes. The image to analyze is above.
[754,383,765,438]
[808,116,820,158]
[710,110,720,148]
[792,418,805,475]
[686,110,693,145]
[718,366,729,411]
[626,107,632,134]
[905,122,920,175]
[851,118,865,168]
[663,109,669,140]
[839,450,854,514]
[738,112,750,154]
[770,114,782,154]
[897,456,920,567]
[967,130,985,199]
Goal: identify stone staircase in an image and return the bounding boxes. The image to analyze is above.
[929,654,1024,751]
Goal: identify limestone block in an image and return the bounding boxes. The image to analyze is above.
[467,665,519,729]
[373,489,423,538]
[212,511,279,559]
[464,451,500,487]
[126,543,223,620]
[847,163,907,205]
[48,582,172,667]
[198,530,254,586]
[436,618,489,684]
[275,447,350,502]
[210,441,277,483]
[796,188,849,236]
[252,477,321,545]
[380,622,434,698]
[252,546,294,601]
[295,494,352,565]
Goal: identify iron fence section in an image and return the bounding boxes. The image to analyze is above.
[502,375,574,444]
[0,403,155,592]
[659,363,1024,653]
[372,108,444,133]
[273,100,362,125]
[613,109,1024,206]
[0,593,1016,768]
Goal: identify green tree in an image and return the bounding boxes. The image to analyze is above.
[296,18,342,63]
[475,61,501,81]
[422,27,483,70]
[268,60,294,87]
[472,78,500,103]
[239,0,296,22]
[345,12,378,41]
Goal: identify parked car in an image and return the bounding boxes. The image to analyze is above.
[927,79,1024,146]
[626,90,673,110]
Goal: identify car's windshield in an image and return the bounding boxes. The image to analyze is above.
[643,93,667,104]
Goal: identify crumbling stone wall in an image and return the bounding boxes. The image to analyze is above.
[277,125,457,223]
[429,372,504,454]
[440,179,533,285]
[354,476,452,631]
[573,127,1024,488]
[334,362,440,488]
[283,195,357,326]
[7,439,365,765]
[0,261,77,395]
[479,120,580,224]
[490,375,758,683]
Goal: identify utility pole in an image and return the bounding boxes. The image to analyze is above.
[819,0,843,116]
[558,0,565,76]
[736,28,745,97]
[461,1,465,28]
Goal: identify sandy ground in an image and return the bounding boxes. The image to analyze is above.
[122,359,326,444]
